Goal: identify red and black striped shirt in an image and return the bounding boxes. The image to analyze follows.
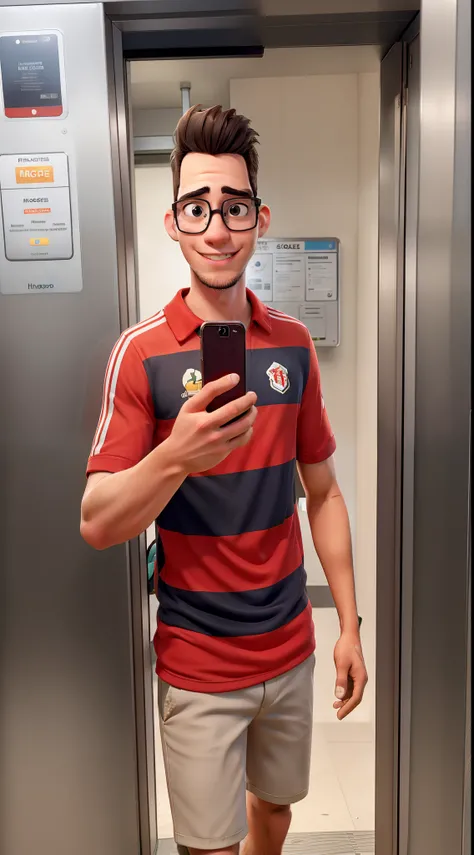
[87,288,336,692]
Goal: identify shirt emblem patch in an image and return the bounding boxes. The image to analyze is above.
[266,362,290,394]
[182,368,202,398]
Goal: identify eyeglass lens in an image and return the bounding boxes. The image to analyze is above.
[175,198,258,234]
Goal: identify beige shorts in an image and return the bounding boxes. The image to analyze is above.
[158,654,315,850]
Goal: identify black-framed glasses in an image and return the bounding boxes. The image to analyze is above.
[172,196,261,235]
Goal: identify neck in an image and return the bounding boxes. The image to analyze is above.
[185,272,252,327]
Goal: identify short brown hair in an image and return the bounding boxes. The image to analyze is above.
[170,104,259,200]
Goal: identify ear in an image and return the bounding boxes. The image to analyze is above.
[257,204,271,239]
[164,209,179,242]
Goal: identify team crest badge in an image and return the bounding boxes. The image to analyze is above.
[182,368,202,398]
[266,362,290,394]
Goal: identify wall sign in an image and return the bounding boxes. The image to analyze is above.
[0,152,73,261]
[0,31,67,119]
[247,238,340,346]
[0,150,82,295]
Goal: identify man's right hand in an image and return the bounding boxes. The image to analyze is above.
[80,374,256,550]
[167,373,258,475]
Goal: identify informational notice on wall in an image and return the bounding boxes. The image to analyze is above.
[0,150,82,294]
[247,238,340,346]
[0,31,66,119]
[0,152,73,261]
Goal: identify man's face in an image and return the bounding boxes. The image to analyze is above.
[165,152,270,291]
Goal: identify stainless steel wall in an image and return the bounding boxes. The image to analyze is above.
[377,37,405,855]
[0,5,141,854]
[378,1,470,851]
[405,0,471,852]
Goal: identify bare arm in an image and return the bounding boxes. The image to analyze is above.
[298,456,368,719]
[80,444,188,550]
[298,457,359,634]
[81,374,257,550]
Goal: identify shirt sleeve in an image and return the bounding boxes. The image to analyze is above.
[87,335,155,475]
[297,331,336,464]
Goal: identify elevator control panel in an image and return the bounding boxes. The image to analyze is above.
[0,27,82,295]
[247,237,340,346]
[0,152,73,261]
[0,31,67,120]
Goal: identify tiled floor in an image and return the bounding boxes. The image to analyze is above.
[151,608,375,842]
[158,833,375,854]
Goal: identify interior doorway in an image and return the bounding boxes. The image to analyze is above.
[128,44,381,854]
[0,4,468,855]
[106,6,421,854]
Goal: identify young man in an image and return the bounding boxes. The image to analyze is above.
[81,105,368,855]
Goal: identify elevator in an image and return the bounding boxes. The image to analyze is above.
[0,3,470,855]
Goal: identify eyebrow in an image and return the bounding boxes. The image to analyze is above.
[176,186,254,203]
[176,187,210,203]
[221,186,253,198]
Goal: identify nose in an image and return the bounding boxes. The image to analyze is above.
[204,210,232,245]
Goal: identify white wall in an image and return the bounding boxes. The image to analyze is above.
[133,107,181,137]
[134,163,189,320]
[134,61,379,724]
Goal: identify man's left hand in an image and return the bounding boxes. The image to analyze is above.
[333,633,368,720]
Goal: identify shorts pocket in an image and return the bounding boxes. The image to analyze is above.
[158,680,176,723]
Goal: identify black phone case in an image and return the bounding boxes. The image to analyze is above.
[200,321,247,414]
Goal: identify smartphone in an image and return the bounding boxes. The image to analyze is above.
[200,321,247,415]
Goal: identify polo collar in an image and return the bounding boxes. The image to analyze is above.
[246,287,273,335]
[164,289,201,344]
[164,288,273,344]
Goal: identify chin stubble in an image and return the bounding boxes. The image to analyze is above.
[194,272,243,291]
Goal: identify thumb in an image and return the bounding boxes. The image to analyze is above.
[335,671,348,700]
[185,373,239,412]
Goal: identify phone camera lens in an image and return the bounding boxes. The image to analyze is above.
[218,326,230,337]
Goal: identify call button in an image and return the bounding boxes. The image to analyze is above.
[30,238,50,246]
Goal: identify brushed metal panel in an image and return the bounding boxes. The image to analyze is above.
[397,30,419,855]
[406,0,471,852]
[0,5,140,855]
[263,11,417,48]
[107,22,158,853]
[463,521,471,855]
[376,39,404,855]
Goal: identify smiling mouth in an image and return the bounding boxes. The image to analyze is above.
[199,252,238,263]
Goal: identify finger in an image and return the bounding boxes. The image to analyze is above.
[208,391,258,428]
[336,678,366,720]
[226,427,254,451]
[333,676,354,710]
[337,700,357,720]
[185,373,240,412]
[335,670,349,702]
[219,406,258,441]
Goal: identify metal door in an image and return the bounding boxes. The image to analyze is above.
[0,5,142,855]
[377,2,471,854]
[405,0,471,852]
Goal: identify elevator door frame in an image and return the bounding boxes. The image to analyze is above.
[106,10,415,855]
[377,17,421,855]
[106,20,159,855]
[378,4,471,854]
